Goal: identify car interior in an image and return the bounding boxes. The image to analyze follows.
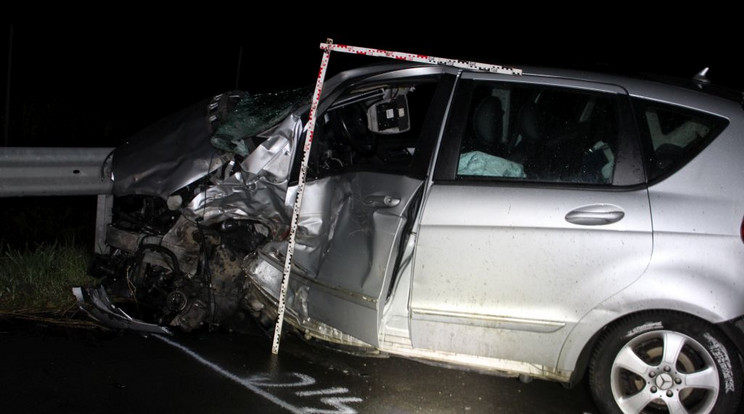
[303,81,438,180]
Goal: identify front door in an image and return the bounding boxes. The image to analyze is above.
[290,71,454,345]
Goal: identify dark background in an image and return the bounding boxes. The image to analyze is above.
[0,20,740,245]
[1,20,741,148]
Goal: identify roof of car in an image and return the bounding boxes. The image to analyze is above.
[522,65,742,102]
[330,61,743,118]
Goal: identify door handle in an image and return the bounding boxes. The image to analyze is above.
[565,204,625,226]
[364,195,401,208]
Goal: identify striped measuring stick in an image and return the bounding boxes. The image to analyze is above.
[321,42,522,75]
[271,39,333,354]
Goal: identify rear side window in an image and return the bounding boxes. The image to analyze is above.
[451,80,621,185]
[633,99,728,181]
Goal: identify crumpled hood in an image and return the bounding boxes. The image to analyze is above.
[111,94,229,199]
[111,88,310,200]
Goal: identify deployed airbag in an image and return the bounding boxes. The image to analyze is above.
[458,151,526,178]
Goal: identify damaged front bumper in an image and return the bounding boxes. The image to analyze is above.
[72,286,171,334]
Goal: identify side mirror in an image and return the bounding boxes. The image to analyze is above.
[367,95,410,134]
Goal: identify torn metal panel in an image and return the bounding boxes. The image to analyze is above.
[182,114,303,237]
[243,250,374,349]
[291,176,351,275]
[72,286,171,334]
[0,147,114,196]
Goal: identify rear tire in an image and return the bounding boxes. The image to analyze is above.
[588,312,742,413]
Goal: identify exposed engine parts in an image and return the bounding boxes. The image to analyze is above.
[91,194,269,332]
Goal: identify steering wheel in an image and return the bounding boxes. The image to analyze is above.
[331,104,377,156]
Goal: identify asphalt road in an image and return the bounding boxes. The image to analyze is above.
[0,318,599,413]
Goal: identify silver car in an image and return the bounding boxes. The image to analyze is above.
[74,62,744,413]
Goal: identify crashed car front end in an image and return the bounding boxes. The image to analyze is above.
[78,89,311,333]
[76,63,423,348]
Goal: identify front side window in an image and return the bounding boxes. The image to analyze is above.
[453,80,621,185]
[632,99,728,181]
[302,80,439,180]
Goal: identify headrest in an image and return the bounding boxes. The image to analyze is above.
[472,96,504,147]
[518,102,541,143]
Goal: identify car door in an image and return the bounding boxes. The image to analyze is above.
[409,73,653,368]
[288,70,455,346]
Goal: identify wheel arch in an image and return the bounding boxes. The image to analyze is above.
[579,309,744,413]
[558,265,744,386]
[562,307,744,387]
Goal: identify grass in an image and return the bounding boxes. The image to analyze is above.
[0,241,96,314]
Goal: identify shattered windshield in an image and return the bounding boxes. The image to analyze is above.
[211,87,312,156]
[111,87,311,199]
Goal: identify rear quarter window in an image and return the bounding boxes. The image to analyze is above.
[632,98,729,182]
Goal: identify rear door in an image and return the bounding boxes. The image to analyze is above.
[409,74,652,367]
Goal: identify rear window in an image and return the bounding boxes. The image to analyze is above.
[633,99,728,181]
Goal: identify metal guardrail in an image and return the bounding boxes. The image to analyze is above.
[0,147,114,196]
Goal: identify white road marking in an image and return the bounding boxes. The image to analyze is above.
[296,388,349,397]
[154,335,362,413]
[303,398,363,414]
[250,373,316,388]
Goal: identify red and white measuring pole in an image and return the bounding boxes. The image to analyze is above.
[322,43,522,75]
[271,39,520,354]
[271,39,333,355]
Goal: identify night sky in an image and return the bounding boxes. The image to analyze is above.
[1,20,741,148]
[0,19,740,245]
